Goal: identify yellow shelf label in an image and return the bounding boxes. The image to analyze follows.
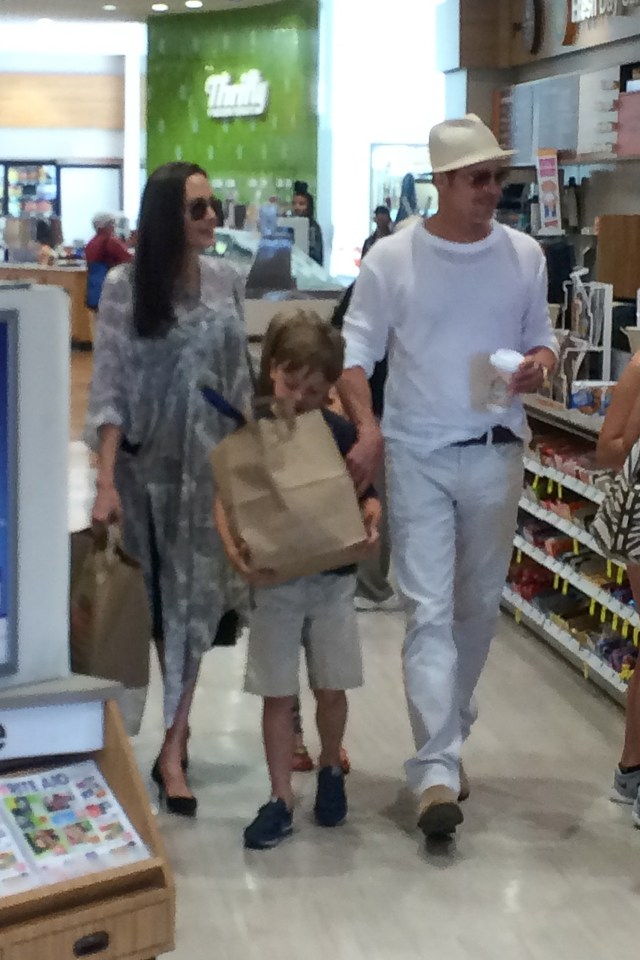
[613,614,619,631]
[516,549,522,564]
[622,621,630,639]
[562,579,569,596]
[547,478,554,494]
[617,566,625,585]
[601,606,607,623]
[589,599,596,616]
[532,475,540,489]
[635,626,640,646]
[583,662,590,680]
[558,484,563,499]
[607,560,613,579]
[573,538,579,555]
[554,574,560,590]
[515,608,522,625]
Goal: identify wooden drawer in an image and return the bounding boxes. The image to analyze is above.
[5,893,172,960]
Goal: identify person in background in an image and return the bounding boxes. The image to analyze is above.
[338,114,557,842]
[87,162,250,818]
[394,173,419,226]
[35,219,56,265]
[292,181,324,266]
[85,213,133,313]
[596,353,640,828]
[361,205,393,260]
[215,311,380,849]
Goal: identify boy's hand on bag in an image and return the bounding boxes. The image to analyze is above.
[92,482,123,527]
[361,497,381,552]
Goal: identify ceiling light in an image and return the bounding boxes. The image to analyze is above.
[151,2,169,9]
[185,0,203,7]
[103,3,117,9]
[36,17,53,24]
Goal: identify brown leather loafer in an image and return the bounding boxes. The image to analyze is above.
[417,785,464,838]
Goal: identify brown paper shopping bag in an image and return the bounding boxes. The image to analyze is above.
[211,408,367,583]
[70,528,151,735]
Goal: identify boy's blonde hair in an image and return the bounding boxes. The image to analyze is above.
[258,309,345,396]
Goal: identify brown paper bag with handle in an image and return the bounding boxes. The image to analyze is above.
[70,527,151,735]
[211,408,368,583]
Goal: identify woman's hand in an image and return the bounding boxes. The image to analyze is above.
[92,480,123,527]
[361,497,381,552]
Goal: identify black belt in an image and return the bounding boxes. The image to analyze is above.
[451,426,521,448]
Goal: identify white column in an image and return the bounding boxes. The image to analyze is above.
[123,51,143,227]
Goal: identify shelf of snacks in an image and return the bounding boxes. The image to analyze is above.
[502,586,629,705]
[513,533,636,627]
[518,494,603,556]
[522,455,606,505]
[524,395,603,441]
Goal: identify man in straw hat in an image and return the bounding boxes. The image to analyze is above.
[339,114,557,841]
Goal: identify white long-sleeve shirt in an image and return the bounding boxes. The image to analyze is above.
[343,219,557,452]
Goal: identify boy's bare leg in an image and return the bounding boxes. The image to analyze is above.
[263,696,296,808]
[315,689,347,768]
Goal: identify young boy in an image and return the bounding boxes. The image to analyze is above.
[215,311,380,849]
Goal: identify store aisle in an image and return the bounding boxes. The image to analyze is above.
[133,611,636,960]
[68,359,637,959]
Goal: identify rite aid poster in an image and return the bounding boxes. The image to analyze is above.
[0,321,10,670]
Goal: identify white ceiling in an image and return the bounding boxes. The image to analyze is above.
[0,0,282,22]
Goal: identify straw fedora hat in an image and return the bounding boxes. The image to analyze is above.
[429,114,515,174]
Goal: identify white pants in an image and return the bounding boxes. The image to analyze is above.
[386,440,524,795]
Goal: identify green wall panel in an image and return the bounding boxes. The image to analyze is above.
[147,0,318,207]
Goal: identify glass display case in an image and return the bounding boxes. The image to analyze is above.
[370,143,437,220]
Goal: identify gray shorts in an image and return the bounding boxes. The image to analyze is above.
[244,573,362,697]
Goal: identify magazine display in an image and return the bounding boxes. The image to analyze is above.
[0,760,149,896]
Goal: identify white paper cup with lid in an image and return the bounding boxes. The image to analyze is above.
[488,349,524,412]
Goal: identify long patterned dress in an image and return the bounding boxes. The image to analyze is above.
[86,256,250,727]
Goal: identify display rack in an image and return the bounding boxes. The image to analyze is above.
[502,397,634,704]
[0,693,175,960]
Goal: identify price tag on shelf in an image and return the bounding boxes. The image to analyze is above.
[532,475,540,490]
[547,478,554,494]
[516,549,522,564]
[607,560,613,579]
[589,598,596,617]
[613,613,619,631]
[601,605,607,624]
[562,579,569,596]
[554,574,560,590]
[515,607,522,625]
[573,539,579,555]
[558,484,563,499]
[583,662,590,680]
[622,621,630,639]
[635,626,640,646]
[617,566,625,585]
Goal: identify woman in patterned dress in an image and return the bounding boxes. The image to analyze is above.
[87,162,250,816]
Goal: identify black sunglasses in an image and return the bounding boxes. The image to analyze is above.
[465,169,509,189]
[187,196,218,221]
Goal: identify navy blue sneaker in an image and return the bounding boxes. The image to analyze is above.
[314,766,347,827]
[244,799,293,850]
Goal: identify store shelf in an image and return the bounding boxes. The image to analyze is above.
[502,587,627,705]
[523,455,606,505]
[524,396,603,441]
[518,494,603,556]
[513,533,638,627]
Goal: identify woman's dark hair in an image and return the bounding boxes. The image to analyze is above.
[133,161,208,338]
[36,219,53,246]
[293,180,315,220]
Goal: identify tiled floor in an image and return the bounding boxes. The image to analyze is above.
[69,353,637,960]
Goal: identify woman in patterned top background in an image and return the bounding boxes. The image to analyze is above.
[87,162,250,817]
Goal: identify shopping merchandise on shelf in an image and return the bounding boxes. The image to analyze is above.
[528,430,614,490]
[569,380,616,417]
[0,760,149,898]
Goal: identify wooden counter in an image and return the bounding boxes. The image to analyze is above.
[0,263,93,347]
